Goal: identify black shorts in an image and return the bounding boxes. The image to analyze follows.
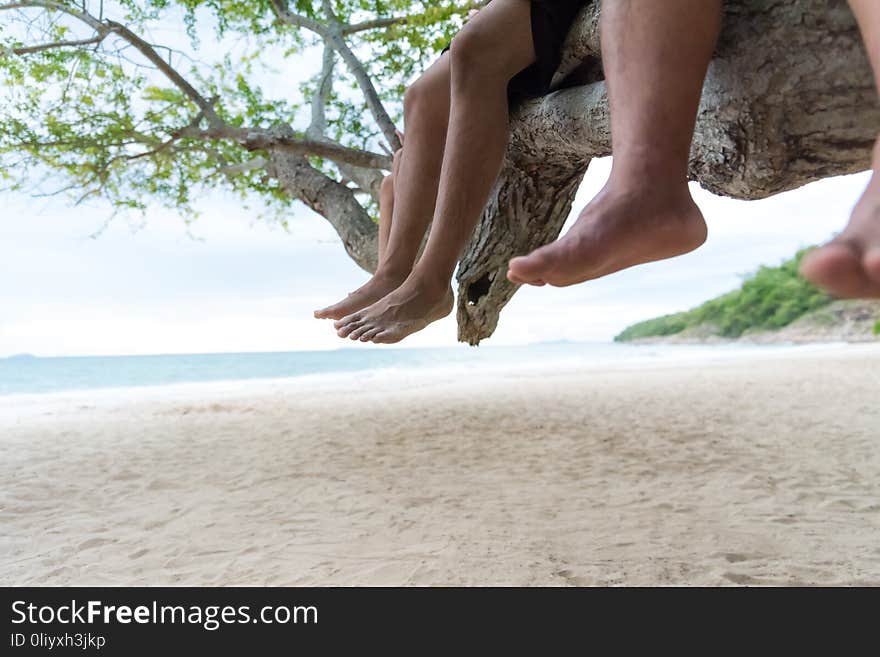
[510,0,588,101]
[442,0,588,105]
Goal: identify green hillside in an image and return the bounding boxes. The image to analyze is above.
[615,249,833,342]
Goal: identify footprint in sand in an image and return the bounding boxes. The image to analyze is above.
[77,537,112,551]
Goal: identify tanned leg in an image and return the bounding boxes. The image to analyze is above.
[377,174,394,263]
[507,0,720,287]
[336,0,536,343]
[315,57,451,320]
[800,0,880,298]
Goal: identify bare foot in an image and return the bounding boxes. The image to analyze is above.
[800,175,880,299]
[506,184,707,287]
[333,274,454,344]
[314,269,408,320]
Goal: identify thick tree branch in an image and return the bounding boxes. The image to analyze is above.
[268,149,379,273]
[240,131,391,170]
[178,124,391,170]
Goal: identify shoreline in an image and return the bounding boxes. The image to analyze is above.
[2,342,878,411]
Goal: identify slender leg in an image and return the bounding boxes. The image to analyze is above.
[315,56,451,320]
[377,138,406,262]
[377,173,394,263]
[508,0,720,287]
[800,0,880,298]
[336,0,536,343]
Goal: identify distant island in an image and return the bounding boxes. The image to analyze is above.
[616,249,880,344]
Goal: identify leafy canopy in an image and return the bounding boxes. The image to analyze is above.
[0,1,475,222]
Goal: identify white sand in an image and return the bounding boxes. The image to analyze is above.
[2,345,879,586]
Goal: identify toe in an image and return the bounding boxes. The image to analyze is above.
[372,330,401,344]
[508,270,547,286]
[801,243,871,298]
[864,247,880,277]
[508,250,552,283]
[360,327,383,342]
[314,306,337,320]
[334,311,362,330]
[348,323,374,340]
[336,319,365,338]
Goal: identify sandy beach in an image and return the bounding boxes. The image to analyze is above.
[2,345,879,586]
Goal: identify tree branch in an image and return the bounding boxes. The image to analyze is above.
[242,132,391,169]
[2,2,227,132]
[307,44,335,139]
[267,0,326,35]
[268,1,399,150]
[322,30,400,150]
[6,34,106,55]
[0,1,105,31]
[308,1,400,151]
[268,150,379,273]
[342,16,405,35]
[103,20,224,130]
[178,124,391,170]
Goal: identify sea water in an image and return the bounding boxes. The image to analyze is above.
[0,341,850,396]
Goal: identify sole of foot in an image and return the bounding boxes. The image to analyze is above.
[333,279,454,344]
[800,241,880,299]
[507,186,707,287]
[800,182,880,299]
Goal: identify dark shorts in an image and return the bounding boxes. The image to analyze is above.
[510,0,588,101]
[442,0,588,105]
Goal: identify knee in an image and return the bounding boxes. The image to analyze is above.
[380,173,394,199]
[448,24,506,86]
[404,74,443,123]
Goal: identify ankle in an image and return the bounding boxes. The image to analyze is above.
[602,175,695,210]
[608,150,690,190]
[374,262,412,282]
[407,266,452,295]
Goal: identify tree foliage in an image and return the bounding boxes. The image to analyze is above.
[614,249,833,342]
[0,1,476,223]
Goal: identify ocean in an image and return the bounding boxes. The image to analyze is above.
[0,341,845,397]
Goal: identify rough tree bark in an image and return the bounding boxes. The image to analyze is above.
[455,0,880,344]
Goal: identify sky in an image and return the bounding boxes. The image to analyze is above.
[0,161,870,357]
[0,4,873,357]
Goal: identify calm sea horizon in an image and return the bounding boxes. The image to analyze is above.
[0,341,858,397]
